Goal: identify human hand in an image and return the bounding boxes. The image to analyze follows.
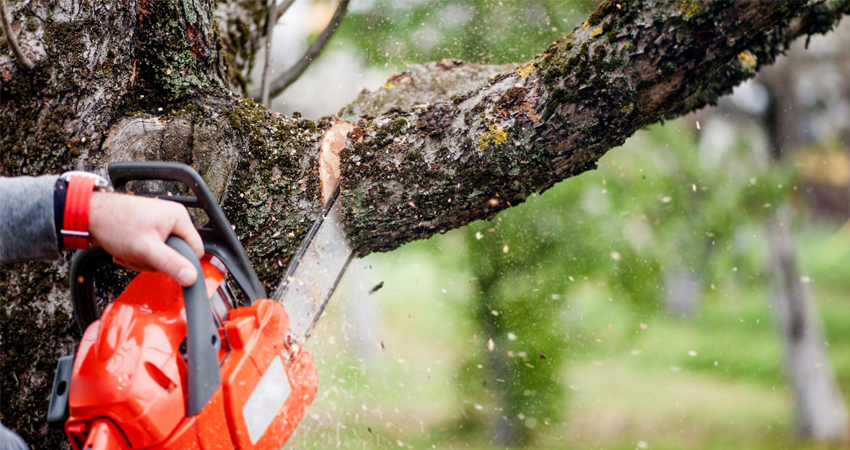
[87,192,204,286]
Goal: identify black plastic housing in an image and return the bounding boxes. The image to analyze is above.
[46,355,75,428]
[166,235,221,416]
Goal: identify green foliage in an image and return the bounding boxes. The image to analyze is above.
[427,119,795,444]
[293,224,850,449]
[334,0,596,68]
[329,0,799,446]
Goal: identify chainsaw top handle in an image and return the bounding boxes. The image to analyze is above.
[107,161,266,302]
[65,162,264,415]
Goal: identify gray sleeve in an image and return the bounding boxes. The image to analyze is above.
[0,423,29,450]
[0,175,61,263]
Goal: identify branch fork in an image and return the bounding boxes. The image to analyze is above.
[256,0,351,102]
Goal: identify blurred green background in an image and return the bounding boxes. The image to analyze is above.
[263,1,850,448]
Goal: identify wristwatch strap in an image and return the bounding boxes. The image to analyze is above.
[62,175,96,250]
[59,171,113,250]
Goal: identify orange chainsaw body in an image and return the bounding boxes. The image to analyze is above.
[64,259,318,450]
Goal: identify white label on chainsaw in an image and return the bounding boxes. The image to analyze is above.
[243,356,292,444]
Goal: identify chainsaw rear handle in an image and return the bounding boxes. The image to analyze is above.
[108,161,266,303]
[166,235,222,417]
[68,236,221,417]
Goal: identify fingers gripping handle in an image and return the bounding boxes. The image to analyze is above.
[166,236,221,416]
[108,161,267,304]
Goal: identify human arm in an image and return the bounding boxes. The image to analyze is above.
[0,175,62,263]
[0,175,204,286]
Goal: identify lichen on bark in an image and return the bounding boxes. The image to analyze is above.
[337,0,834,256]
[219,98,328,285]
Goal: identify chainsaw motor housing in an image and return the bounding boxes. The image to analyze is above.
[47,162,318,450]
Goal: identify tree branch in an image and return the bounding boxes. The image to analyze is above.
[259,0,277,105]
[337,0,848,255]
[276,0,296,22]
[267,0,350,99]
[260,0,300,104]
[665,0,850,119]
[0,0,33,70]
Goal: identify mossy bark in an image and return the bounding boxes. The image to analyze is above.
[339,0,847,255]
[0,0,847,446]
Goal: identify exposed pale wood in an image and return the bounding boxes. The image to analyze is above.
[320,121,354,204]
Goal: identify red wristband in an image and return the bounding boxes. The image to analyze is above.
[62,175,96,250]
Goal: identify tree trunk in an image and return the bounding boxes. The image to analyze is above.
[757,52,850,441]
[0,0,848,446]
[468,227,526,447]
[476,277,525,447]
[766,205,849,441]
[663,269,700,318]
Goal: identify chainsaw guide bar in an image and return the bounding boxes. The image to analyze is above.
[272,187,355,344]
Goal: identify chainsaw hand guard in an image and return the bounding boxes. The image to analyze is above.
[70,162,268,333]
[109,161,266,302]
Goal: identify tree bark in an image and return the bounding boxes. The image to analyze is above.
[0,0,848,446]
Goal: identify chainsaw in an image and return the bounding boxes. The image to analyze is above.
[46,162,354,449]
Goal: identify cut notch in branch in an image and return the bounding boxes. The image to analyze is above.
[0,0,33,70]
[320,121,354,205]
[267,0,351,100]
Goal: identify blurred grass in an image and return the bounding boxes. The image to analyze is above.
[283,224,850,450]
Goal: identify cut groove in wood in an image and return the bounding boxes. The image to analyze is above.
[320,121,354,205]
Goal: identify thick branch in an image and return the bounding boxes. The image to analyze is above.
[267,0,350,99]
[337,0,846,255]
[666,0,850,119]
